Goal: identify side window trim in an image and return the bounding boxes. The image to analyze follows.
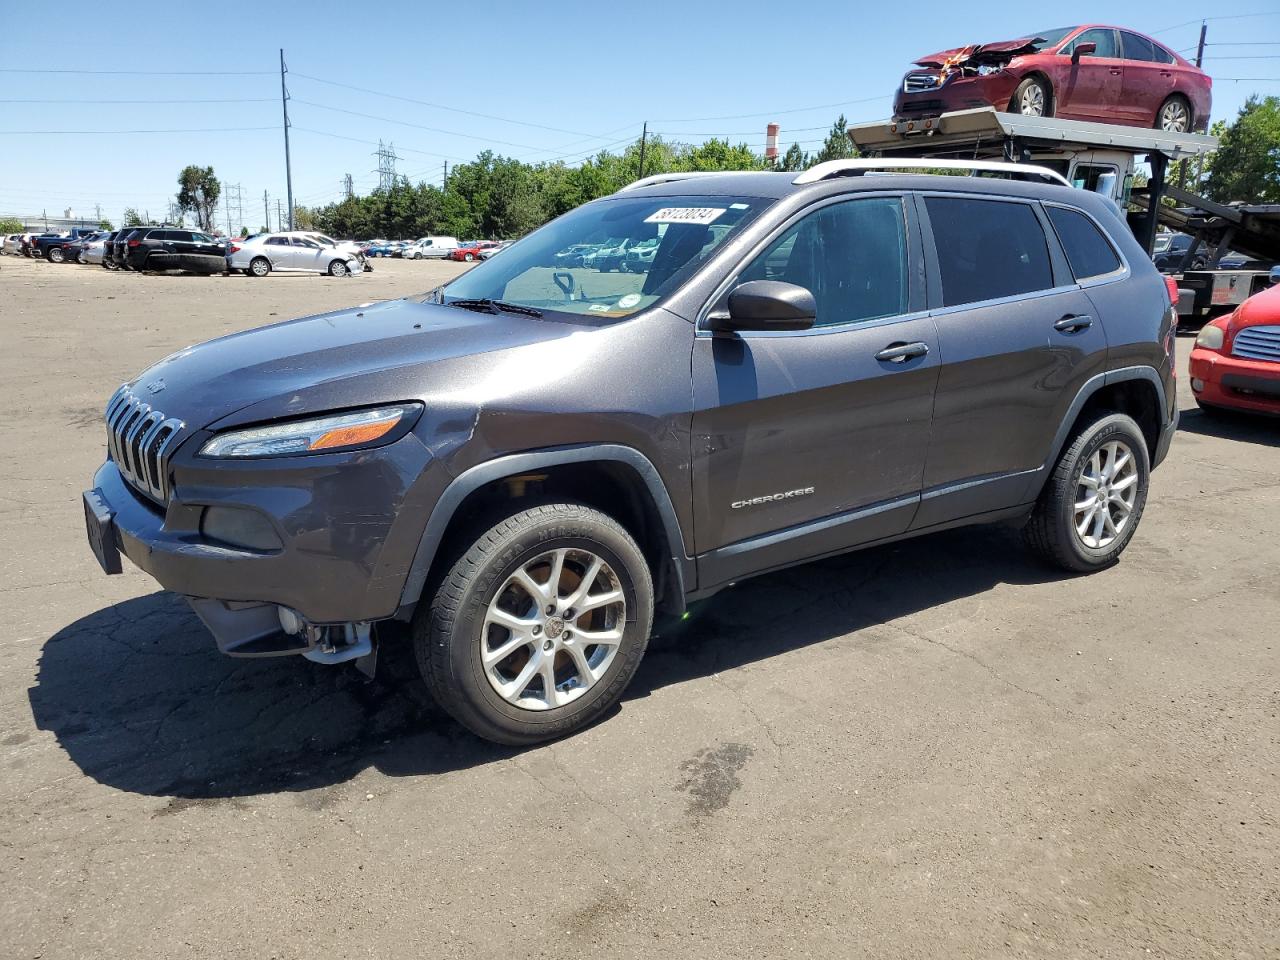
[1042,201,1131,286]
[914,190,1075,313]
[695,191,926,337]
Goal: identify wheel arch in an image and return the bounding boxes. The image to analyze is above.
[1028,366,1168,501]
[398,444,693,619]
[1010,71,1055,113]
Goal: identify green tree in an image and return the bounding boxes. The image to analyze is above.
[0,217,23,234]
[239,226,250,238]
[176,165,221,231]
[1204,96,1280,203]
[122,208,143,227]
[811,114,858,165]
[98,219,113,230]
[778,143,809,172]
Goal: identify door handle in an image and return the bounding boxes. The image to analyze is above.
[1109,68,1122,75]
[1054,314,1093,333]
[875,341,929,363]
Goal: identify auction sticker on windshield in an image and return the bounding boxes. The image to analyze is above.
[644,207,725,225]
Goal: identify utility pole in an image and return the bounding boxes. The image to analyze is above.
[277,199,283,232]
[279,49,295,231]
[263,190,270,231]
[637,122,648,181]
[443,161,448,193]
[94,203,101,224]
[1194,21,1207,68]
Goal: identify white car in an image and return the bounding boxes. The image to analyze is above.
[1,234,23,255]
[403,236,459,259]
[478,240,514,260]
[228,233,364,278]
[80,233,110,265]
[300,231,365,263]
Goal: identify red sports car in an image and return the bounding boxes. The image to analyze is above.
[448,241,499,262]
[1189,283,1280,417]
[894,24,1211,133]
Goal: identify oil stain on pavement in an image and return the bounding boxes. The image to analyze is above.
[675,743,754,816]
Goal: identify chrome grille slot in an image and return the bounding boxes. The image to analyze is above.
[903,73,941,93]
[1232,325,1280,363]
[103,386,185,503]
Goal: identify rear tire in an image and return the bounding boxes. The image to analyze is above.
[47,246,65,263]
[1156,95,1192,134]
[1010,76,1053,118]
[248,257,270,278]
[415,502,654,745]
[1024,412,1149,572]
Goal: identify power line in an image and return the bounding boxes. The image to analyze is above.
[291,99,548,151]
[0,126,276,134]
[289,72,614,140]
[0,97,273,104]
[653,94,889,123]
[1151,12,1280,35]
[0,68,273,75]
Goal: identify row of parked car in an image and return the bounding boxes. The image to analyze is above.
[362,237,512,261]
[552,236,660,272]
[3,227,375,277]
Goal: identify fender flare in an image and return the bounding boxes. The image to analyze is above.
[1025,364,1171,500]
[397,443,693,610]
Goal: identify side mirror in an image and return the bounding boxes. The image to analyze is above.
[1270,265,1280,286]
[1071,41,1096,64]
[708,280,816,332]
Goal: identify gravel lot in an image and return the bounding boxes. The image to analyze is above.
[2,254,1277,959]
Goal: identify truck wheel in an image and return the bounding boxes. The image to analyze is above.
[327,259,349,277]
[415,503,654,745]
[248,257,270,278]
[1024,412,1149,573]
[47,246,65,263]
[1011,76,1053,118]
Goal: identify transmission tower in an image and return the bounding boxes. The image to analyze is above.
[374,141,399,192]
[230,183,244,236]
[343,173,354,200]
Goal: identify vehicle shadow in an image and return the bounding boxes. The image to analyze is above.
[1176,404,1280,447]
[30,523,1067,800]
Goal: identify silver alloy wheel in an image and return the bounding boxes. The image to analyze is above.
[1074,440,1139,549]
[481,547,626,711]
[1019,82,1046,116]
[1160,99,1189,133]
[329,259,348,277]
[250,257,270,277]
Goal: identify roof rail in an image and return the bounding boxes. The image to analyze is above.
[793,158,1072,188]
[617,171,762,192]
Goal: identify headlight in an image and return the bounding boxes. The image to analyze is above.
[976,64,1003,76]
[1194,324,1225,351]
[199,404,420,458]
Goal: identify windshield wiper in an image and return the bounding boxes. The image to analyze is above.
[445,298,543,319]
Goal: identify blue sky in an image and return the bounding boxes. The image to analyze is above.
[1,2,1277,230]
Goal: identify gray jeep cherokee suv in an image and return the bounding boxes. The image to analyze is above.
[83,163,1177,744]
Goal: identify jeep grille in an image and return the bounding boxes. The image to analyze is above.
[104,386,184,503]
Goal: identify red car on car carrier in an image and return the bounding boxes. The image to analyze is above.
[1189,282,1280,417]
[894,24,1211,133]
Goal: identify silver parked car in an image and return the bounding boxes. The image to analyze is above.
[80,232,111,265]
[227,233,364,278]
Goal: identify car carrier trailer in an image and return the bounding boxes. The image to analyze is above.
[846,108,1280,320]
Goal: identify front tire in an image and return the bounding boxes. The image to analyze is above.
[1011,76,1053,118]
[415,503,654,745]
[463,252,475,262]
[327,259,349,277]
[1024,412,1150,572]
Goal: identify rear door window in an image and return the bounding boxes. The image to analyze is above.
[1120,31,1157,62]
[923,196,1054,307]
[1046,206,1122,280]
[737,196,910,327]
[1151,43,1176,65]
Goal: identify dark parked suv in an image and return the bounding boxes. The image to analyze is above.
[83,163,1178,744]
[123,226,226,273]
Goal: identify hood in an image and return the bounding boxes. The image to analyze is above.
[914,36,1042,68]
[124,298,584,431]
[1231,283,1280,331]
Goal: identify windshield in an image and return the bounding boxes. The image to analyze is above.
[440,194,769,320]
[1029,26,1077,50]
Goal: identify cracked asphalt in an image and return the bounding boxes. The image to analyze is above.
[2,254,1278,959]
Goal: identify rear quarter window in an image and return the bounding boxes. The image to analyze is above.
[923,196,1054,307]
[1046,206,1122,280]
